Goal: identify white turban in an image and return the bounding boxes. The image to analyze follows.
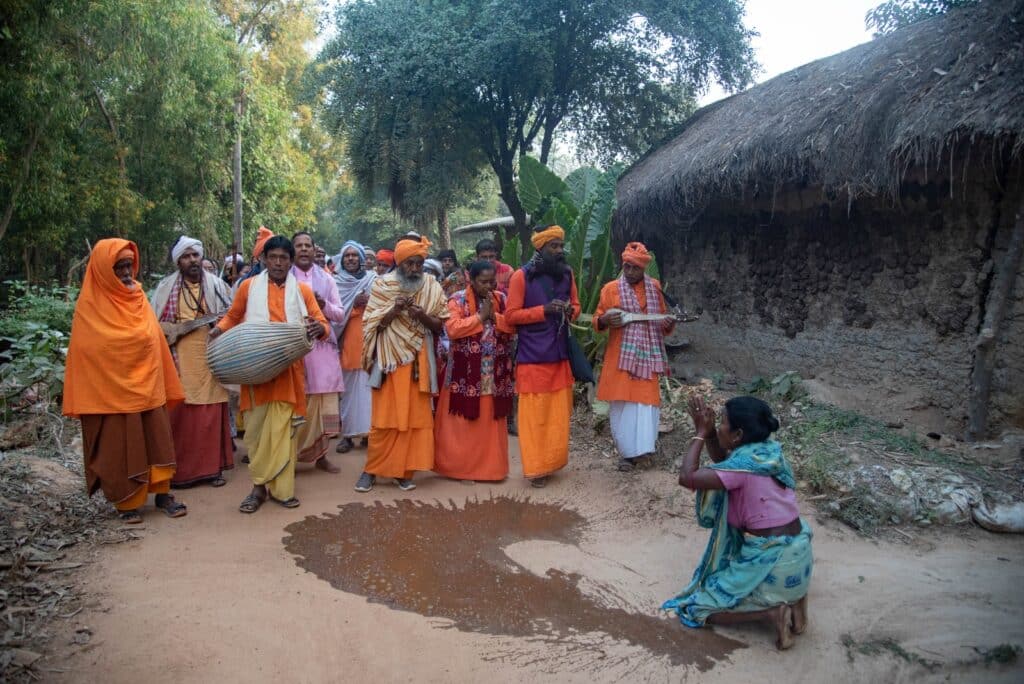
[172,236,203,263]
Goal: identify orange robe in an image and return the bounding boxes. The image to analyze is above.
[594,278,674,406]
[340,305,365,370]
[215,277,328,414]
[433,292,513,481]
[364,342,435,478]
[64,238,184,510]
[505,269,581,478]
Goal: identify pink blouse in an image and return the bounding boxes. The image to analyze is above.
[715,470,800,531]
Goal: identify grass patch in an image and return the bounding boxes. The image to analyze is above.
[842,635,1022,672]
[841,634,941,671]
[977,643,1021,666]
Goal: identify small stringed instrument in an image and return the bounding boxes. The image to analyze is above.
[161,313,220,346]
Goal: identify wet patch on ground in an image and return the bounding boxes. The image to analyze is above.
[282,496,741,670]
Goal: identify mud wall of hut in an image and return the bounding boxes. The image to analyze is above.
[655,172,1024,435]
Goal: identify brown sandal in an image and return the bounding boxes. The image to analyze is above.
[119,509,142,524]
[239,491,265,514]
[155,493,187,518]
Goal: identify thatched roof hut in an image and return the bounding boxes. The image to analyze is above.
[613,2,1024,438]
[615,0,1023,237]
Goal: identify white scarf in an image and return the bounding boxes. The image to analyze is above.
[245,271,307,323]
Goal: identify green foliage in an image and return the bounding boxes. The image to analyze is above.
[865,0,977,36]
[0,282,75,413]
[0,323,67,413]
[744,371,805,402]
[320,0,756,258]
[0,281,77,338]
[0,0,333,280]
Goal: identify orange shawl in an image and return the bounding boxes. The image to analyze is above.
[63,238,184,417]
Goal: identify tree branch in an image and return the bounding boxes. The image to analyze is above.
[0,110,51,245]
[237,0,274,45]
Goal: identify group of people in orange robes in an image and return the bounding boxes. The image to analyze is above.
[63,226,677,517]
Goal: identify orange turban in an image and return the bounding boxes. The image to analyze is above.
[621,242,652,268]
[63,238,184,417]
[376,249,395,267]
[394,236,432,264]
[531,225,565,250]
[253,226,274,258]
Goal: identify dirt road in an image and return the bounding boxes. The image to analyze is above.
[53,438,1024,682]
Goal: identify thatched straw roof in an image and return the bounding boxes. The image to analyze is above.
[614,1,1024,242]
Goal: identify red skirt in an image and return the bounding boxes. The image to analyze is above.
[168,402,234,485]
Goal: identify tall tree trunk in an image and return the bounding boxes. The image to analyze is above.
[494,163,530,262]
[436,207,451,249]
[232,94,244,254]
[539,122,555,167]
[0,112,49,245]
[22,245,33,284]
[967,200,1024,441]
[94,88,129,235]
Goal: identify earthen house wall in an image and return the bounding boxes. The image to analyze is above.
[654,168,1023,435]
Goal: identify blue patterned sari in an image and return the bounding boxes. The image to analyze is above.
[662,441,813,627]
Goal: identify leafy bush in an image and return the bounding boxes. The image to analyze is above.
[0,281,77,339]
[744,371,805,402]
[0,281,76,414]
[0,323,68,414]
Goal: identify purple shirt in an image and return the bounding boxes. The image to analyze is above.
[292,265,345,394]
[715,471,800,531]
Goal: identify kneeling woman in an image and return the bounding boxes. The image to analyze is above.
[663,395,811,649]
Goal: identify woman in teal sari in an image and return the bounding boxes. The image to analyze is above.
[663,395,812,650]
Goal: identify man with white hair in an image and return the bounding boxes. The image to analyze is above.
[150,235,234,488]
[354,236,448,492]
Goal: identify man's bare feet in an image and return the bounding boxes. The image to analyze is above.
[316,456,341,474]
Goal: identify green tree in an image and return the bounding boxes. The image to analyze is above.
[865,0,978,36]
[0,0,239,279]
[317,4,489,249]
[321,0,755,259]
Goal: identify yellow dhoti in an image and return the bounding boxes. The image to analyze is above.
[517,386,572,478]
[243,400,297,500]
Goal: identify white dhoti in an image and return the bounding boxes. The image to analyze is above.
[609,401,659,459]
[340,368,372,438]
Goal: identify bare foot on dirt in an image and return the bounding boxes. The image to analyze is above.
[316,456,341,473]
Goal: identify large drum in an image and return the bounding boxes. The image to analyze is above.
[206,321,313,386]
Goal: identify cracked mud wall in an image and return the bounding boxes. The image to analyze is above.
[654,167,1023,436]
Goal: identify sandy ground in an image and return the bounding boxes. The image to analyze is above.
[49,436,1024,683]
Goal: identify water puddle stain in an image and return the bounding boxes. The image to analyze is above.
[282,496,740,670]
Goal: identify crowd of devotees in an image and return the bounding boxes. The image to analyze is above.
[60,225,813,649]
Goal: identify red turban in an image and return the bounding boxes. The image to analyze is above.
[376,249,395,267]
[621,242,652,268]
[253,226,274,258]
[394,236,431,264]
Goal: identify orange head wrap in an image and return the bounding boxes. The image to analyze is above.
[394,235,432,265]
[253,226,274,258]
[621,242,652,268]
[531,225,565,250]
[376,249,395,266]
[62,238,184,418]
